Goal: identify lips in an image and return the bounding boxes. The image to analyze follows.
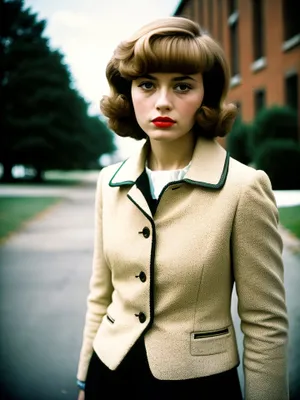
[152,117,175,123]
[152,117,176,128]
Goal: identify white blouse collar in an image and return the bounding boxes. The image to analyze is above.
[145,161,191,200]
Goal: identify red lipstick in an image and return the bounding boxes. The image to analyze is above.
[152,117,175,128]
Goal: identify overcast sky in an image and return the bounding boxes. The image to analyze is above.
[24,0,181,157]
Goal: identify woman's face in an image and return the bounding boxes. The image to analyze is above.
[131,72,204,143]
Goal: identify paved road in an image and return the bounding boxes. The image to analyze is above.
[0,178,299,400]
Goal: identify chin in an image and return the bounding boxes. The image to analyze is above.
[147,130,178,141]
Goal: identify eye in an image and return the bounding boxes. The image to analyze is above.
[138,81,154,91]
[174,83,192,93]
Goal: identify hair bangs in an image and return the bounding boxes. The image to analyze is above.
[120,35,215,79]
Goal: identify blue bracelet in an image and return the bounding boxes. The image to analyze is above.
[76,380,85,390]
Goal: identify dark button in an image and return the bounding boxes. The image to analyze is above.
[135,312,146,323]
[139,271,146,282]
[138,312,146,323]
[141,227,150,238]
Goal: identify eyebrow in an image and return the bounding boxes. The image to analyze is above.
[139,74,196,82]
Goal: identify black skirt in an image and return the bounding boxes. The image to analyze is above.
[85,335,243,400]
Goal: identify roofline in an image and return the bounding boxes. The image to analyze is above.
[173,0,188,16]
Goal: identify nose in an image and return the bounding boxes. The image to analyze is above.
[155,88,173,112]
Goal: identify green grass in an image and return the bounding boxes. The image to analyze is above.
[278,205,300,239]
[0,196,61,240]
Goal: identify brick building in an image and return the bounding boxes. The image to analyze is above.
[173,0,300,127]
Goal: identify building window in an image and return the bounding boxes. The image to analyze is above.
[228,0,239,78]
[254,89,266,114]
[230,20,239,76]
[252,0,264,60]
[217,0,223,44]
[282,0,300,42]
[285,73,298,113]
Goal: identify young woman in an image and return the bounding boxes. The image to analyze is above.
[76,17,289,400]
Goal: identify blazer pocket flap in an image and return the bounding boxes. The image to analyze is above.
[190,327,231,356]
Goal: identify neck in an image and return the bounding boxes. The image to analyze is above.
[147,132,195,171]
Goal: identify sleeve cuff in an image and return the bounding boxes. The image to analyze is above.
[76,379,86,390]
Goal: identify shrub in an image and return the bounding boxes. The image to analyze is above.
[254,139,300,190]
[226,118,252,165]
[250,105,298,156]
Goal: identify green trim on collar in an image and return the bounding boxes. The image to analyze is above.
[109,159,135,187]
[154,151,230,202]
[108,147,230,190]
[183,151,230,189]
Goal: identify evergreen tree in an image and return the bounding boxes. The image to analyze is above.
[0,0,116,182]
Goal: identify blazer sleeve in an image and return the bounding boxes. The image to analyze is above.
[76,169,113,382]
[232,170,289,400]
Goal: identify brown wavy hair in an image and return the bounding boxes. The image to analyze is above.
[100,17,237,140]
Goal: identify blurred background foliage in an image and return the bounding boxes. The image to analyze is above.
[227,105,300,190]
[0,0,116,183]
[1,0,300,190]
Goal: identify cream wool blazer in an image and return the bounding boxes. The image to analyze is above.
[77,136,289,399]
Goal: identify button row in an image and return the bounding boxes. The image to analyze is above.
[135,227,149,324]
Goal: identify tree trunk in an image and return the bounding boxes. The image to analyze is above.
[0,162,14,183]
[32,167,44,183]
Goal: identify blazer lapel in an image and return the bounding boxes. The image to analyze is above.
[127,184,153,220]
[109,140,153,218]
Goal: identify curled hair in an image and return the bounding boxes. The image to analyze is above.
[100,17,237,139]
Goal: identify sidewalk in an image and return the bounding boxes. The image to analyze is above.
[0,182,96,400]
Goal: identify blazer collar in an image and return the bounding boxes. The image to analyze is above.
[109,136,229,190]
